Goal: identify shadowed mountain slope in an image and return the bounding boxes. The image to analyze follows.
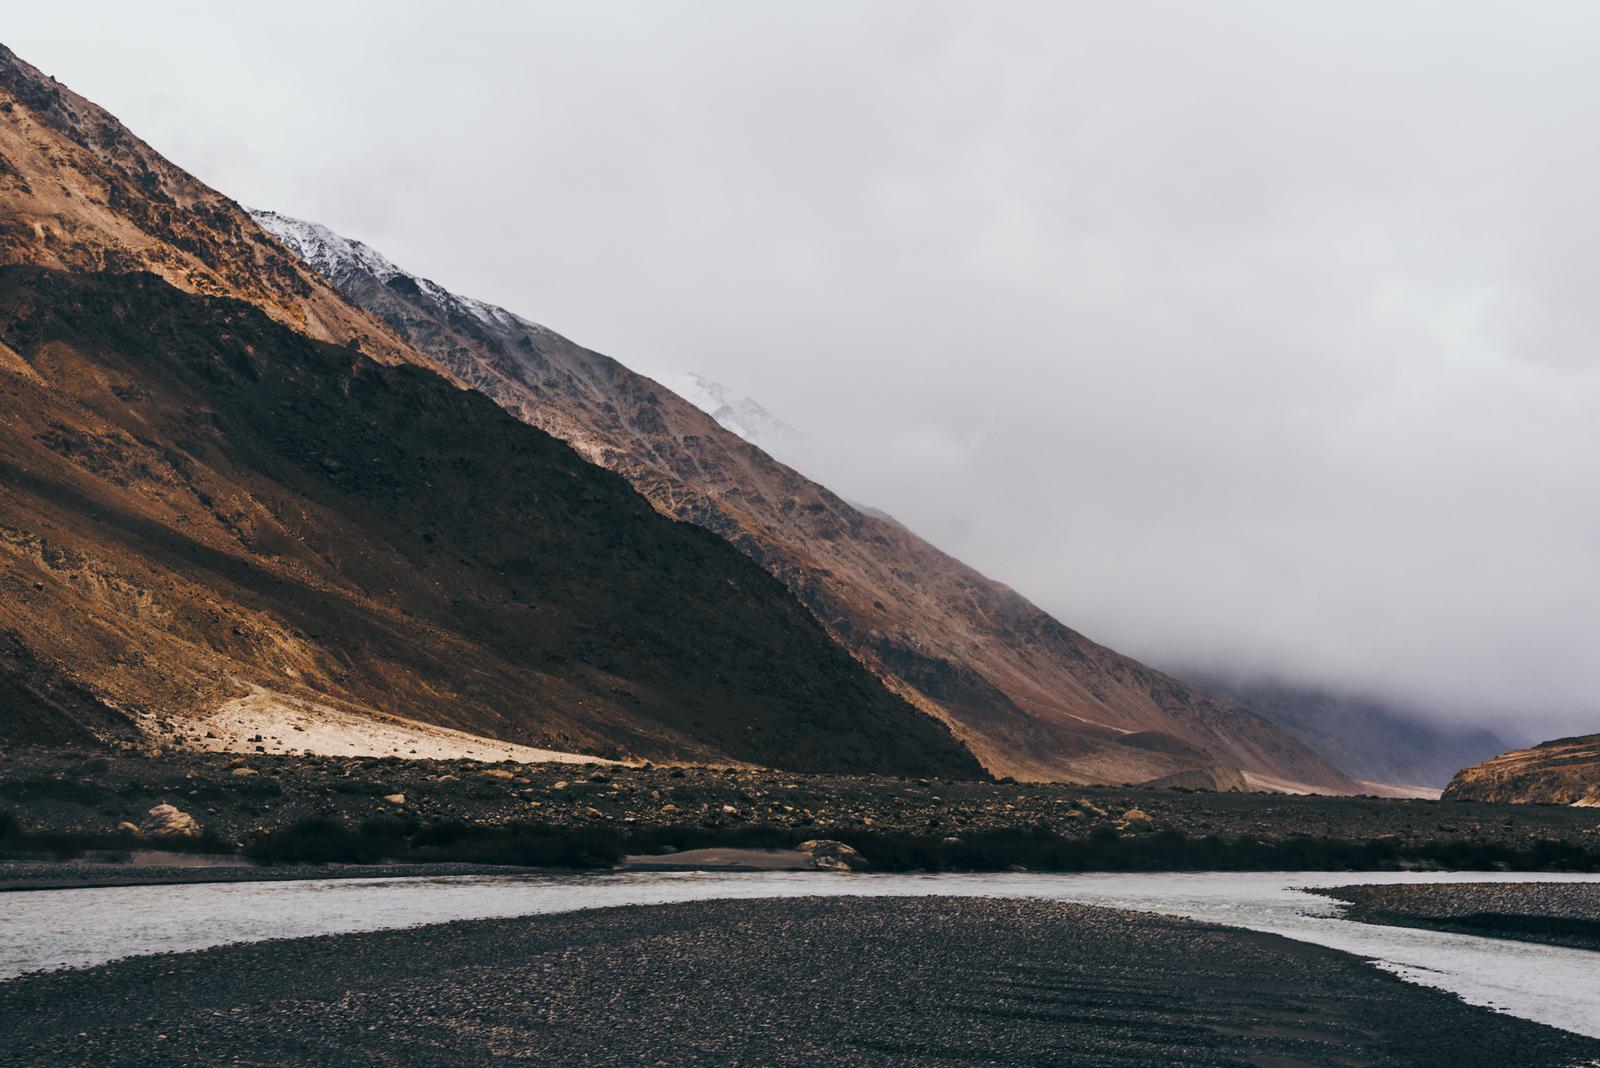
[0,265,982,776]
[254,211,1357,792]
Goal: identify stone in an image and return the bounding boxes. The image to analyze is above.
[230,767,257,777]
[384,793,406,805]
[140,803,201,838]
[797,839,869,872]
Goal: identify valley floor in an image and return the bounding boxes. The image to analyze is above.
[2,896,1596,1067]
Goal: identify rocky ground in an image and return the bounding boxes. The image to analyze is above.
[3,748,1599,872]
[1,896,1595,1067]
[1324,881,1600,952]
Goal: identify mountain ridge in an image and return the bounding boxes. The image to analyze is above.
[0,46,417,367]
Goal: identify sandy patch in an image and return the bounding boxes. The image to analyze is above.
[1240,770,1326,795]
[1356,779,1445,800]
[1242,771,1441,800]
[182,685,612,766]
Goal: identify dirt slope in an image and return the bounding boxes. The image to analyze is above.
[0,265,982,777]
[255,212,1356,792]
[1444,734,1600,805]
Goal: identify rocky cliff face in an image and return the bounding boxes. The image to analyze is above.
[1443,735,1600,805]
[253,211,1358,793]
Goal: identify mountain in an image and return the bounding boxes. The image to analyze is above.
[1443,734,1600,806]
[253,210,1358,792]
[1177,672,1515,789]
[0,46,981,777]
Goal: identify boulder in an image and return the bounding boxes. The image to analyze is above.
[140,803,201,838]
[797,839,869,872]
[1118,807,1154,829]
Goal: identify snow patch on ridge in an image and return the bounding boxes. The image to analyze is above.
[661,371,820,475]
[248,208,547,338]
[249,210,401,286]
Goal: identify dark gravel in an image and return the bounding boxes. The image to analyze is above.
[1325,881,1600,952]
[2,896,1597,1067]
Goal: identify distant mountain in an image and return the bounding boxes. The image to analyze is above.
[659,372,821,476]
[1444,734,1600,805]
[254,208,1358,792]
[0,46,982,777]
[1176,672,1514,789]
[845,502,908,531]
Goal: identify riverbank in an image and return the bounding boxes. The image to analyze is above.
[1325,881,1600,952]
[0,845,845,892]
[0,854,566,892]
[5,748,1599,876]
[2,895,1595,1066]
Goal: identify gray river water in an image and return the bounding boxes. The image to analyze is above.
[3,869,1598,1037]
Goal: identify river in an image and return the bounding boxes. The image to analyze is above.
[3,869,1598,1037]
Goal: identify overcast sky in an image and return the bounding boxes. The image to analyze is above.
[10,3,1600,735]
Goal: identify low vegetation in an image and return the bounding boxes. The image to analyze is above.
[233,817,1600,874]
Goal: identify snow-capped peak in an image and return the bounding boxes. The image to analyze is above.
[249,209,404,287]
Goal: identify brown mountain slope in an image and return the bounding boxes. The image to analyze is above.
[1443,735,1600,805]
[253,213,1357,792]
[0,45,412,364]
[0,264,982,777]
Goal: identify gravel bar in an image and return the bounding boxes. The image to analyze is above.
[1324,881,1600,952]
[3,896,1598,1066]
